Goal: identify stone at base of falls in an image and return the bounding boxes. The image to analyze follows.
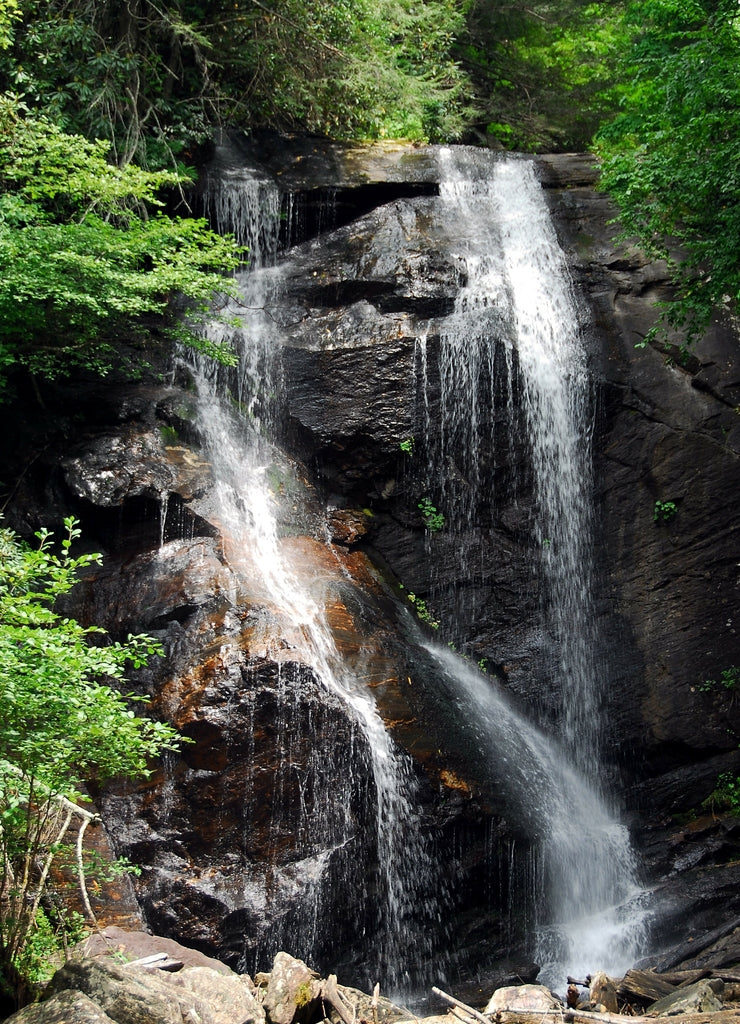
[329,985,413,1024]
[261,952,321,1024]
[483,984,562,1013]
[46,959,209,1024]
[3,946,418,1024]
[79,926,235,975]
[256,953,411,1024]
[42,958,262,1024]
[4,991,119,1024]
[647,980,725,1016]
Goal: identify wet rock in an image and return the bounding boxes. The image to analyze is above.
[3,138,740,990]
[61,432,211,507]
[484,984,561,1013]
[326,509,370,545]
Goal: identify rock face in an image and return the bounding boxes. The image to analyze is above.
[2,136,740,990]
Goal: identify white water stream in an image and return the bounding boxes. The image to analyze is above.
[192,183,443,993]
[427,148,648,984]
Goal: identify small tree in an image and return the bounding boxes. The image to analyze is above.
[0,517,181,1006]
[0,94,241,397]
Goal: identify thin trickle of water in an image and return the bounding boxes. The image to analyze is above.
[203,173,284,265]
[191,177,447,994]
[423,641,646,987]
[158,491,168,548]
[426,148,648,984]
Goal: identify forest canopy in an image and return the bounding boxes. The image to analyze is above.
[0,0,736,353]
[594,0,740,345]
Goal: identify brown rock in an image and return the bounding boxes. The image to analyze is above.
[262,953,320,1024]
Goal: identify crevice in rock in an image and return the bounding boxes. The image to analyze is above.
[283,182,440,248]
[295,279,455,317]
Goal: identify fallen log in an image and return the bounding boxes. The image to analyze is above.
[432,986,496,1024]
[618,967,719,1007]
[492,1013,740,1024]
[496,1010,648,1024]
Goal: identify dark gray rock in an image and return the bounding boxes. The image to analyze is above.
[3,139,740,993]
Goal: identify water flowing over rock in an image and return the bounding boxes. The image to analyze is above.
[3,135,740,997]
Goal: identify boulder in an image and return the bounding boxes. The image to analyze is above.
[261,953,321,1024]
[47,959,210,1024]
[646,979,724,1016]
[484,984,561,1013]
[170,967,265,1024]
[80,926,235,975]
[3,990,119,1024]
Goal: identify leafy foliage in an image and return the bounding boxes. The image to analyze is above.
[0,96,240,393]
[704,771,740,815]
[0,516,181,1003]
[418,497,445,532]
[594,0,740,344]
[653,499,678,523]
[456,1,628,150]
[699,666,740,693]
[0,0,470,161]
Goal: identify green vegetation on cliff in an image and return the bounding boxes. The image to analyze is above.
[595,0,740,345]
[0,96,241,396]
[0,517,181,1005]
[0,0,737,380]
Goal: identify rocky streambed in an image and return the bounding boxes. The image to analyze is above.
[7,929,740,1024]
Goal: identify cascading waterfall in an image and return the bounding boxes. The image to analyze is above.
[424,148,648,985]
[190,177,445,994]
[184,146,650,994]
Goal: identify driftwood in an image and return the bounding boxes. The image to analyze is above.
[122,952,186,972]
[431,986,654,1024]
[433,987,497,1024]
[492,1013,740,1024]
[322,974,356,1024]
[617,969,712,1005]
[493,1010,651,1024]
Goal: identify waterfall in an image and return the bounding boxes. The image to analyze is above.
[185,146,649,994]
[190,177,446,995]
[424,148,648,985]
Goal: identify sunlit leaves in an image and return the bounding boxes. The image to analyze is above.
[0,516,180,797]
[0,96,241,388]
[456,0,628,150]
[595,0,740,344]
